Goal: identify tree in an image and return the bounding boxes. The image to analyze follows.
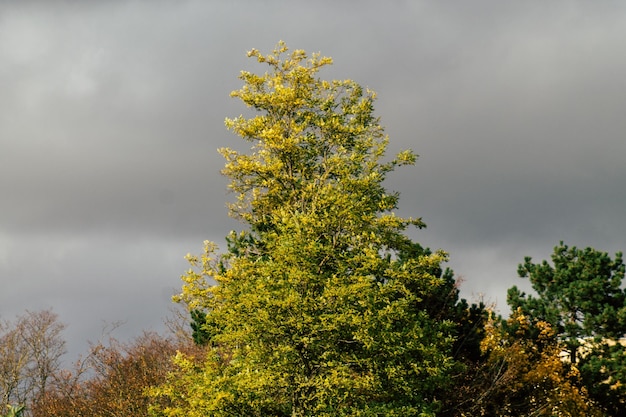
[0,310,66,416]
[508,242,626,415]
[462,309,602,416]
[152,42,458,416]
[33,331,203,417]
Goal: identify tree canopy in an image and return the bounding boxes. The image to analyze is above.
[508,241,626,414]
[153,42,459,417]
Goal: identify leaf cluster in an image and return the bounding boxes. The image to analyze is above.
[156,42,460,417]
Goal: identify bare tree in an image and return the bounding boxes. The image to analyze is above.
[0,310,66,415]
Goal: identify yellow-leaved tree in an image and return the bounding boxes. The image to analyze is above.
[467,309,603,416]
[151,42,460,417]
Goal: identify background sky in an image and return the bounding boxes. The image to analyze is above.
[2,0,626,363]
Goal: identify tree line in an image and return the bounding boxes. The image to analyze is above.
[4,42,626,416]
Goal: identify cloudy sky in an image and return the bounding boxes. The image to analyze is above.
[2,1,626,362]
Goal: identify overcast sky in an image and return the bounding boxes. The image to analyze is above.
[2,1,626,363]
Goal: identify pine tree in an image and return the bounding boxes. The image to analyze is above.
[508,241,626,415]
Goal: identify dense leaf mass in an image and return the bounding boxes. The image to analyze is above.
[508,242,626,414]
[153,42,458,416]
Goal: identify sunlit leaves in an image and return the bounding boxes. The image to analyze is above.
[155,42,455,416]
[448,310,604,416]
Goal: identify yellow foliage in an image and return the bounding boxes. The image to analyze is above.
[152,42,454,417]
[473,310,603,416]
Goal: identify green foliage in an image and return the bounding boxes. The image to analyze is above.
[189,309,211,346]
[152,42,458,416]
[508,241,626,415]
[3,405,24,417]
[580,340,626,415]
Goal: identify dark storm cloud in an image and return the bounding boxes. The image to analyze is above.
[1,0,626,359]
